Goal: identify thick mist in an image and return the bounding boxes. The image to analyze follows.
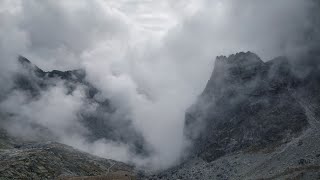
[0,0,319,170]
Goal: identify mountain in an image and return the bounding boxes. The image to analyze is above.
[3,51,320,179]
[185,52,307,162]
[144,51,320,179]
[0,56,146,179]
[6,56,149,155]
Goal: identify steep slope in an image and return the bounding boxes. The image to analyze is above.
[144,51,320,179]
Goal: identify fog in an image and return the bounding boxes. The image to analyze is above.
[0,0,318,171]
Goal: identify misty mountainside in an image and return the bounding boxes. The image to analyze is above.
[1,56,148,156]
[144,51,320,180]
[0,57,143,179]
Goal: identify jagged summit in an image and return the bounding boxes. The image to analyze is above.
[17,56,86,81]
[213,52,264,75]
[202,52,300,99]
[215,51,263,64]
[202,52,265,100]
[18,55,32,64]
[18,56,45,76]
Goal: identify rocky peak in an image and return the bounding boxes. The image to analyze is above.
[18,55,86,82]
[18,56,45,77]
[185,52,310,162]
[202,52,265,100]
[18,55,31,65]
[216,51,263,65]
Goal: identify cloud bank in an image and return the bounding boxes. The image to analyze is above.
[0,0,319,171]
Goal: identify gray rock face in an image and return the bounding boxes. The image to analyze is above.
[185,52,309,162]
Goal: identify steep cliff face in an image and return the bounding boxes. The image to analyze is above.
[185,52,309,162]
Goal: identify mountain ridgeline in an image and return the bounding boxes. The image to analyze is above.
[7,56,149,155]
